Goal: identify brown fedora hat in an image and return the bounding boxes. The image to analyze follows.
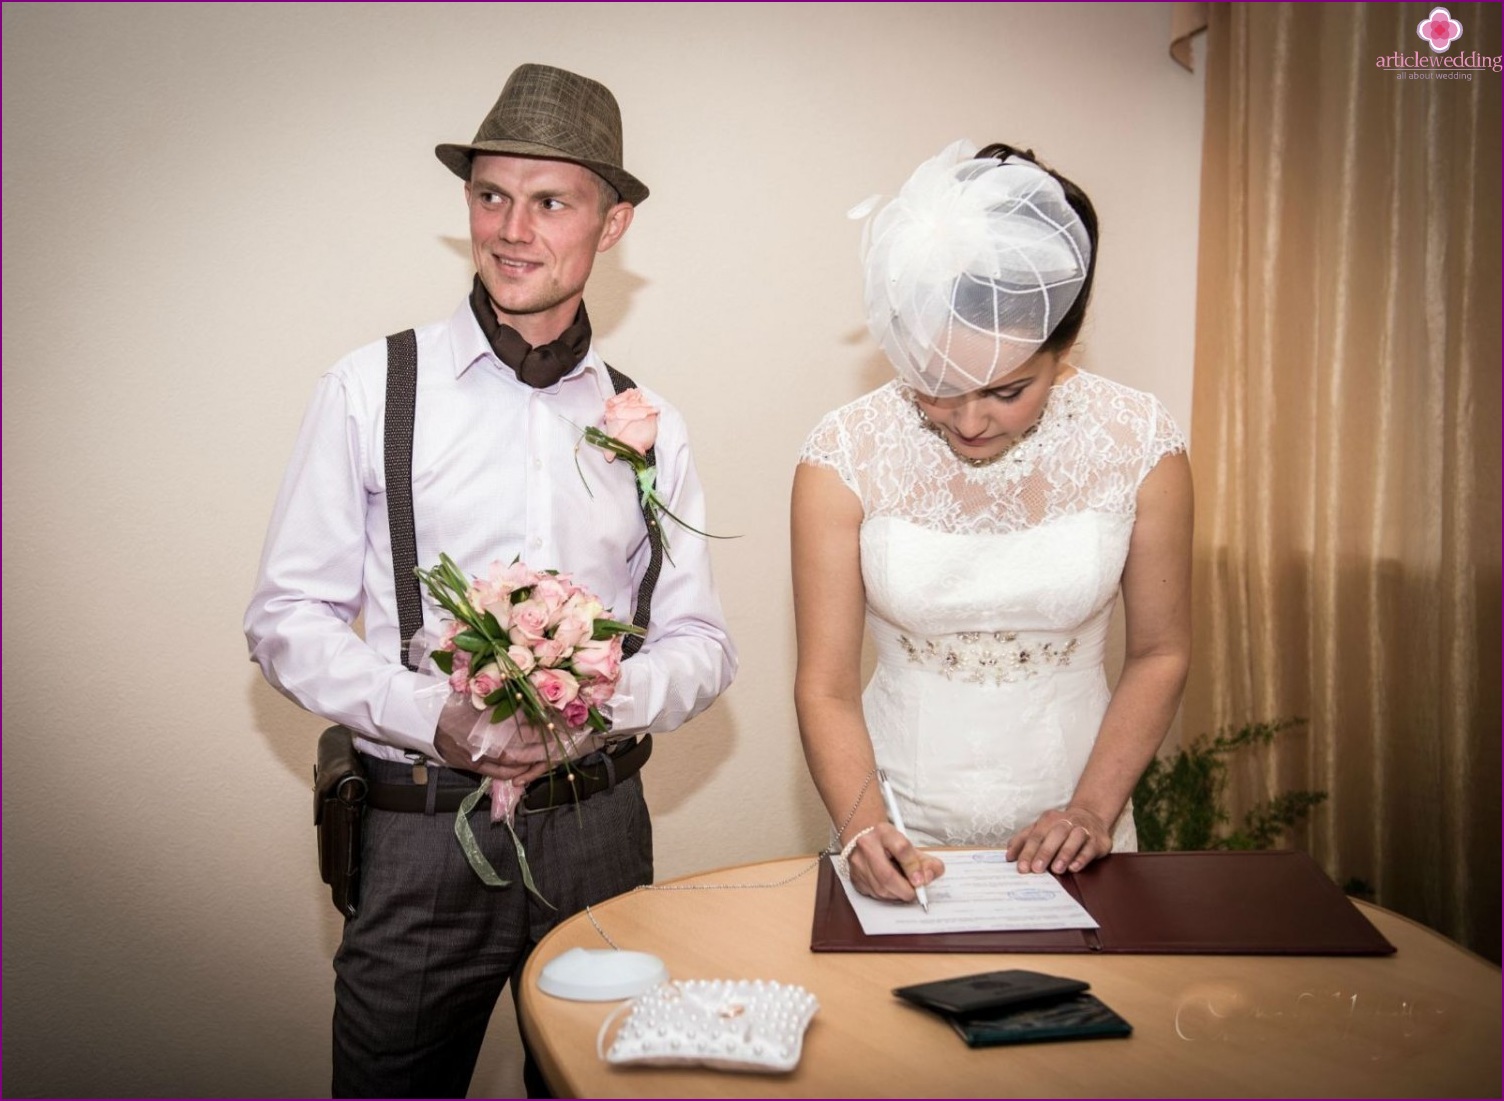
[435,63,648,206]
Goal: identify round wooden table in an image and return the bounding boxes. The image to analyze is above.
[519,856,1501,1098]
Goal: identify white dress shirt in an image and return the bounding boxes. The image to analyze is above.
[245,299,737,763]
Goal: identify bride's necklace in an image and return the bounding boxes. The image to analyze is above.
[913,403,1041,468]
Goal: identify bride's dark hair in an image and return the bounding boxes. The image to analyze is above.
[975,142,1099,356]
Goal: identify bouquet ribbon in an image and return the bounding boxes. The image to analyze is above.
[454,780,551,905]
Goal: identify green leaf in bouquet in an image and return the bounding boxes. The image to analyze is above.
[439,552,469,587]
[483,684,512,708]
[482,610,505,637]
[489,696,518,724]
[431,650,455,676]
[587,707,609,734]
[452,630,488,653]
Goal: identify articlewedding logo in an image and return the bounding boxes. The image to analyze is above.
[1417,7,1464,53]
[1374,6,1499,77]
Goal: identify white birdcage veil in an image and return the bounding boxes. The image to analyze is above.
[852,139,1092,398]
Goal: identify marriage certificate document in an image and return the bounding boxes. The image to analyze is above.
[837,849,1099,935]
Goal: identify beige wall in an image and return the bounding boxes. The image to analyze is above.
[2,3,1203,1096]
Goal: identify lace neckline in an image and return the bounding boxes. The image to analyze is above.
[903,371,1089,485]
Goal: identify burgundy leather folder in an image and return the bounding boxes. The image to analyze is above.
[810,850,1395,955]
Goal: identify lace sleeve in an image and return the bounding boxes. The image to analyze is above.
[797,409,860,497]
[1140,394,1188,485]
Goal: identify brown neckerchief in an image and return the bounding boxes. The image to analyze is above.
[468,275,592,388]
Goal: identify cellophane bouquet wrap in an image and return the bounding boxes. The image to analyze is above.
[418,554,643,897]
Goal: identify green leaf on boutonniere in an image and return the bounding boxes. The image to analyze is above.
[582,425,648,466]
[592,617,646,640]
[635,465,658,500]
[573,418,739,564]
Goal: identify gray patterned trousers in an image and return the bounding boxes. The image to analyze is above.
[331,757,653,1098]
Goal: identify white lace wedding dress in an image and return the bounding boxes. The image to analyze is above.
[799,370,1185,850]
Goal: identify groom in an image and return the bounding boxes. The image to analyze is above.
[245,63,736,1097]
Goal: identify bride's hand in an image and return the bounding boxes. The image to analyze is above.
[1007,806,1113,874]
[846,823,946,902]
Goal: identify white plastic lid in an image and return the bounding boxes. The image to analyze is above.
[536,947,668,1002]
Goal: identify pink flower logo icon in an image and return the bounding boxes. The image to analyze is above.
[1416,6,1463,52]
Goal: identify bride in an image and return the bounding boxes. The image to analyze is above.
[793,140,1192,902]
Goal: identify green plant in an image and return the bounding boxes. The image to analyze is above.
[1133,718,1328,851]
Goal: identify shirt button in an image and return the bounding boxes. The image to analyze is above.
[532,458,543,471]
[530,537,542,550]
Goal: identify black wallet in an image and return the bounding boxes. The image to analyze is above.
[894,969,1090,1016]
[895,969,1131,1048]
[947,993,1132,1047]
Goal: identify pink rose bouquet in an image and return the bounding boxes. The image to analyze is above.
[578,388,734,560]
[417,553,642,897]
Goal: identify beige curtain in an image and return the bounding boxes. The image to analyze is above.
[1188,3,1501,958]
[1170,2,1209,71]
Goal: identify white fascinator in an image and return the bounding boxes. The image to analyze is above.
[851,139,1092,398]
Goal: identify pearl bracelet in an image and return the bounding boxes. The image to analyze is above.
[833,825,879,878]
[840,824,879,861]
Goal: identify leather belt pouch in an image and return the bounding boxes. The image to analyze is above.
[314,725,368,919]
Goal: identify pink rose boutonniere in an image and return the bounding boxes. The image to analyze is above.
[600,388,660,457]
[417,553,644,899]
[579,388,735,560]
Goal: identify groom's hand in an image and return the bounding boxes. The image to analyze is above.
[491,727,609,791]
[434,693,548,783]
[434,693,606,788]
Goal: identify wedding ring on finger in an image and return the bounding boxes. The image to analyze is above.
[1062,821,1098,847]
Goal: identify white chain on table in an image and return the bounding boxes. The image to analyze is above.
[831,766,879,844]
[583,769,877,950]
[584,857,826,949]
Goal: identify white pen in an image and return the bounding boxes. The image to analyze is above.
[876,768,930,912]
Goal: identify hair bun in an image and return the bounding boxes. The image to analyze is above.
[977,142,1038,166]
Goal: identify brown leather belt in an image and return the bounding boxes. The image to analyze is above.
[364,735,651,814]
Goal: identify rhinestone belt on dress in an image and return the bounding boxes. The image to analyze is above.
[896,631,1079,685]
